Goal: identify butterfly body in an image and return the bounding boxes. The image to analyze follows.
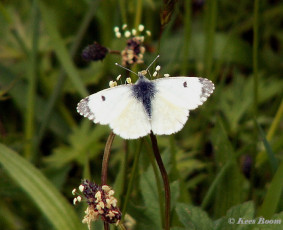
[77,73,214,139]
[131,73,156,118]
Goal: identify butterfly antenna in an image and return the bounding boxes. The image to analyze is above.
[115,63,138,76]
[146,55,160,72]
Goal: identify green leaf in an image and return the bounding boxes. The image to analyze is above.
[175,203,213,229]
[127,203,158,230]
[170,180,180,211]
[45,120,108,167]
[253,212,283,230]
[0,143,82,230]
[140,163,162,230]
[214,201,255,230]
[203,119,246,216]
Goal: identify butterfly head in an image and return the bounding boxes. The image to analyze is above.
[138,70,148,80]
[115,55,159,82]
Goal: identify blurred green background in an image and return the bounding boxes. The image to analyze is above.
[0,0,283,229]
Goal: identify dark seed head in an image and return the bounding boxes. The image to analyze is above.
[82,42,109,62]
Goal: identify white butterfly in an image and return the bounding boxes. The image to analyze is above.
[77,63,214,139]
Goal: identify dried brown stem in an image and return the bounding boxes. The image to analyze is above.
[109,50,121,55]
[101,132,116,185]
[101,131,116,230]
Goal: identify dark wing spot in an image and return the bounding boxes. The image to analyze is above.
[183,81,187,87]
[101,95,106,101]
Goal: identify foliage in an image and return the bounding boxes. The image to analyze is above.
[0,0,283,229]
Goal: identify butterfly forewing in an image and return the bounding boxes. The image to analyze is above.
[150,77,214,135]
[77,85,151,139]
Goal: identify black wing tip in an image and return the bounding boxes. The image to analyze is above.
[77,97,95,120]
[199,78,215,103]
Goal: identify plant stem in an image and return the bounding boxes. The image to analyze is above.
[118,222,127,230]
[101,132,116,185]
[134,0,143,28]
[204,0,217,77]
[253,0,259,118]
[24,0,40,160]
[181,0,191,75]
[109,50,122,55]
[150,132,170,230]
[103,222,109,230]
[101,132,115,230]
[119,0,127,25]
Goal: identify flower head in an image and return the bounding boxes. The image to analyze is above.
[113,24,151,66]
[72,180,121,229]
[121,36,146,66]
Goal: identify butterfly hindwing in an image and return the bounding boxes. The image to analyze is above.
[109,95,151,139]
[77,85,151,139]
[150,77,214,135]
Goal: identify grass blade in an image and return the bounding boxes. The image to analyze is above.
[256,121,278,173]
[36,0,100,147]
[256,99,283,167]
[258,161,283,218]
[39,1,88,97]
[0,143,82,230]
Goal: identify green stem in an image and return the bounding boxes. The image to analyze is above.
[121,140,142,220]
[134,0,143,28]
[204,0,217,77]
[253,0,259,118]
[117,222,127,230]
[150,132,170,230]
[119,0,127,25]
[24,0,40,160]
[181,0,191,75]
[250,0,260,201]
